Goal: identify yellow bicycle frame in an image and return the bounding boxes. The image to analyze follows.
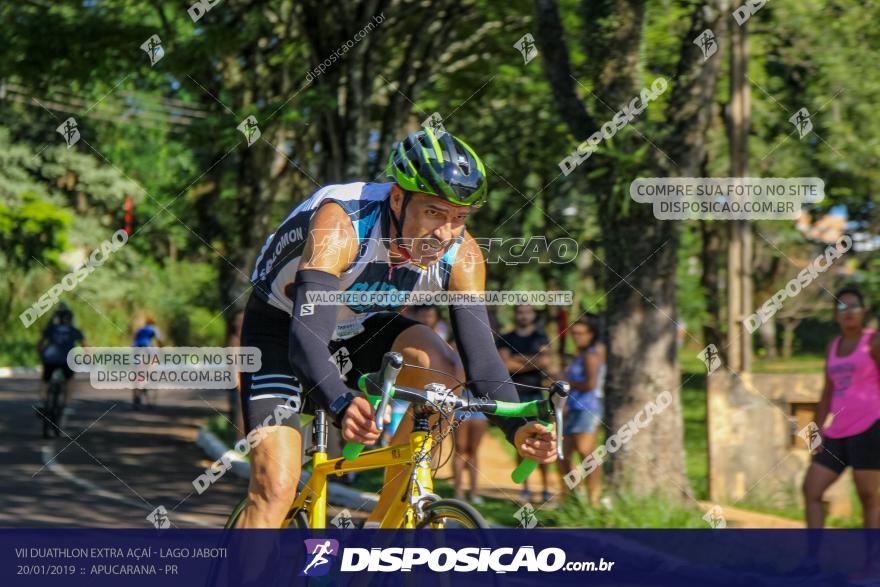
[283,429,435,529]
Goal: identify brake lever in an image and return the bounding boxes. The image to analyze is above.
[549,381,570,461]
[375,351,404,432]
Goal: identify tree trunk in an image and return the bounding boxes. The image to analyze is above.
[603,214,690,495]
[758,319,778,359]
[699,219,725,357]
[534,0,727,499]
[781,320,798,359]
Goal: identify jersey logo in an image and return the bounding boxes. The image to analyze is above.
[299,304,315,317]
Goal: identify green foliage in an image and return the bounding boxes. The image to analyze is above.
[676,222,707,333]
[551,490,707,528]
[680,369,708,500]
[0,192,71,273]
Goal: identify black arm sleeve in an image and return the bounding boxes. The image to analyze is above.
[286,269,352,416]
[449,303,533,445]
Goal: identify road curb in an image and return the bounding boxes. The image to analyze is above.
[0,367,40,378]
[195,426,378,511]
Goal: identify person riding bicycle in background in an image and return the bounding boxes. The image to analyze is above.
[235,128,557,528]
[37,303,86,406]
[131,317,162,408]
[133,317,162,348]
[497,304,553,502]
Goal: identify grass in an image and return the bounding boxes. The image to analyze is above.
[680,371,708,500]
[549,490,707,528]
[752,354,825,374]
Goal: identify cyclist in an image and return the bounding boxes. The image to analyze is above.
[37,303,86,409]
[236,128,557,528]
[133,317,162,348]
[131,317,162,408]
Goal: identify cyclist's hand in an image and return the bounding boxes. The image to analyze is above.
[341,396,392,445]
[514,422,556,464]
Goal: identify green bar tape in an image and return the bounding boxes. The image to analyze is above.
[510,422,554,484]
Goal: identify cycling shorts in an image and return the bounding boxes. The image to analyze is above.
[239,294,422,434]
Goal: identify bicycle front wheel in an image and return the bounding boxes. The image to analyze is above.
[417,498,489,529]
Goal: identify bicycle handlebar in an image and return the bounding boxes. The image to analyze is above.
[342,353,570,484]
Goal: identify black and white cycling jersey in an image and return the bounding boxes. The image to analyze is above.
[250,182,463,340]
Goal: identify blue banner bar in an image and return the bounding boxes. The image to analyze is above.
[4,529,879,586]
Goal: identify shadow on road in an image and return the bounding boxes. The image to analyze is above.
[0,376,247,528]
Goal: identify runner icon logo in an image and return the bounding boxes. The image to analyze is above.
[146,505,171,529]
[514,503,538,529]
[702,505,727,529]
[697,344,722,374]
[798,421,822,453]
[301,539,340,577]
[331,347,353,379]
[331,509,354,529]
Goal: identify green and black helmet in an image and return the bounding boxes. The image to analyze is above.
[386,127,488,207]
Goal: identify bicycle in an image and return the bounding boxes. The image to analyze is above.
[38,368,68,438]
[132,346,160,409]
[132,387,154,409]
[225,351,569,529]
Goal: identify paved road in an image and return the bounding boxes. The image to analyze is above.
[0,375,248,528]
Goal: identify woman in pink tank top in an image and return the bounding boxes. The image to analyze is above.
[802,286,880,528]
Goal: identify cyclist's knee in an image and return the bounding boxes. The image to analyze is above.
[247,428,301,511]
[249,466,299,510]
[407,341,462,382]
[397,324,462,369]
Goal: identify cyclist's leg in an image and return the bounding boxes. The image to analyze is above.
[40,363,53,405]
[365,323,464,523]
[237,427,303,528]
[60,365,74,407]
[235,296,305,528]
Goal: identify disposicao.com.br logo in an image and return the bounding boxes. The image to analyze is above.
[301,540,614,574]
